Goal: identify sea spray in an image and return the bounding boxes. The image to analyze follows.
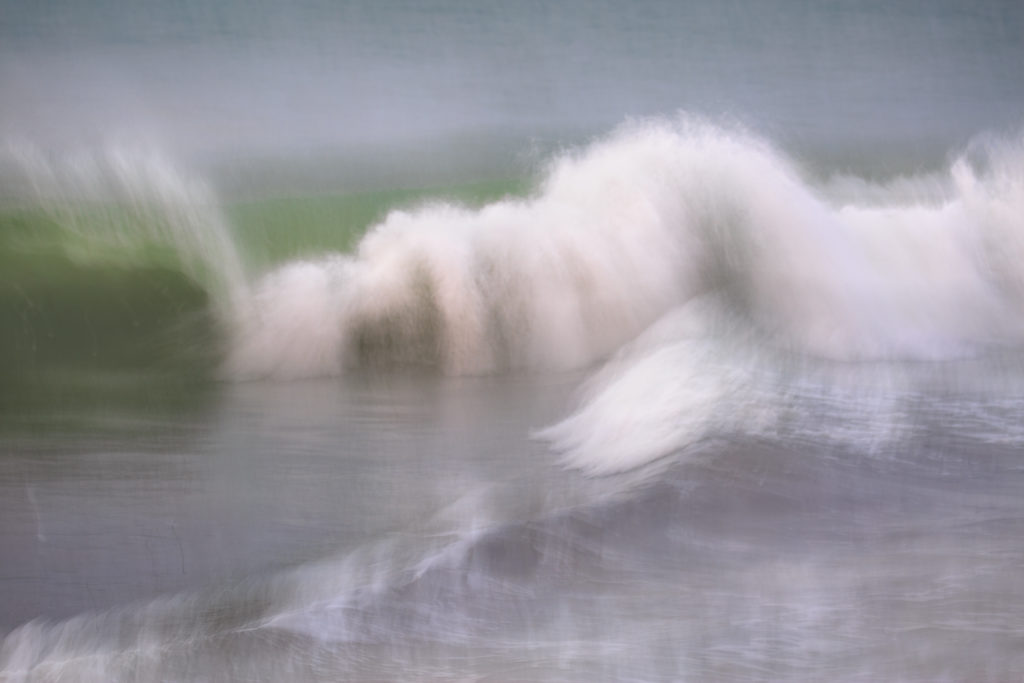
[0,145,252,390]
[225,118,1024,382]
[225,120,748,378]
[7,144,249,314]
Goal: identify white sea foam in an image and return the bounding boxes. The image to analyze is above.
[225,119,1024,382]
[225,120,707,378]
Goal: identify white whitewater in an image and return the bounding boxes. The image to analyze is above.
[226,119,1024,382]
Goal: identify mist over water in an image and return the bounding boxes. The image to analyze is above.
[2,0,1022,174]
[3,2,1024,681]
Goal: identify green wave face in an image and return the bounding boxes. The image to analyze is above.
[0,207,219,413]
[226,178,526,274]
[0,149,526,415]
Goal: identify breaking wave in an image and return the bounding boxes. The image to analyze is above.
[6,117,1024,469]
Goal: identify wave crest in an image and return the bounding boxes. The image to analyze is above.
[227,119,1024,380]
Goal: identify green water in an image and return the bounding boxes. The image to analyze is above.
[226,177,529,273]
[0,177,529,415]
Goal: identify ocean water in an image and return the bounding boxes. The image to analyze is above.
[3,1,1024,681]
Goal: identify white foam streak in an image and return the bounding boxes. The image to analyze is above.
[538,302,754,475]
